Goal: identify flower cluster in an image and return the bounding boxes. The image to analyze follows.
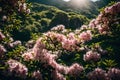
[104,2,120,14]
[2,15,7,21]
[22,36,84,79]
[79,30,92,42]
[51,25,65,31]
[67,63,84,77]
[0,32,5,41]
[108,68,120,80]
[87,68,120,80]
[18,1,30,14]
[22,51,34,61]
[32,70,43,80]
[25,40,35,48]
[87,68,109,80]
[7,59,28,78]
[45,31,79,51]
[80,25,88,30]
[88,2,120,34]
[83,50,101,62]
[0,45,6,57]
[8,40,21,48]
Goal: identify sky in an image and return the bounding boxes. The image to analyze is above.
[63,0,98,2]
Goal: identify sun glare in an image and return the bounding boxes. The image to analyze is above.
[70,0,90,8]
[63,0,70,2]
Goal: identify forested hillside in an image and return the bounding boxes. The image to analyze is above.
[28,0,119,18]
[29,0,99,18]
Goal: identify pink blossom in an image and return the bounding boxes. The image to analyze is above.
[22,52,34,61]
[96,13,103,22]
[26,9,30,14]
[97,24,109,34]
[80,25,88,30]
[61,39,76,51]
[104,5,117,15]
[116,2,120,13]
[67,32,75,40]
[0,32,5,40]
[56,33,66,42]
[87,68,109,80]
[2,15,7,21]
[88,19,96,29]
[0,45,6,57]
[79,31,92,42]
[83,50,101,61]
[8,40,21,48]
[51,25,65,31]
[7,59,28,78]
[32,70,43,80]
[19,3,27,12]
[67,63,84,77]
[108,68,120,79]
[26,40,35,48]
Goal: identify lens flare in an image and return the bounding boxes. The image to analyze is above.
[69,0,90,8]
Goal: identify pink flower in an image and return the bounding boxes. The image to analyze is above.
[26,40,35,48]
[108,68,120,79]
[67,32,75,40]
[96,13,103,21]
[104,5,117,14]
[116,2,120,13]
[61,39,76,51]
[22,52,34,61]
[7,59,28,78]
[0,32,5,40]
[32,70,43,80]
[2,15,7,21]
[87,68,109,80]
[26,9,30,14]
[79,31,92,42]
[97,24,109,34]
[83,50,101,61]
[8,40,21,48]
[0,45,6,57]
[67,63,84,77]
[89,19,96,29]
[19,3,27,12]
[51,25,65,31]
[56,33,66,42]
[80,25,88,30]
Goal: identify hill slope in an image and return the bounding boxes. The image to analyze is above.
[9,2,89,41]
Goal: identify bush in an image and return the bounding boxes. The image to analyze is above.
[50,11,69,28]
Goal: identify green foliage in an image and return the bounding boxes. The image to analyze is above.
[0,0,120,80]
[50,11,69,28]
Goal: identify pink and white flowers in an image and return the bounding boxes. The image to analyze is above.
[7,59,28,78]
[0,45,6,57]
[0,32,5,40]
[79,30,92,42]
[32,70,43,80]
[87,68,109,80]
[67,63,84,77]
[83,50,101,61]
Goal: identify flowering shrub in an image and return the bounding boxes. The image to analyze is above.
[7,59,28,78]
[83,50,101,62]
[0,2,120,80]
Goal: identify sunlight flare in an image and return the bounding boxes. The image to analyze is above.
[69,0,90,8]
